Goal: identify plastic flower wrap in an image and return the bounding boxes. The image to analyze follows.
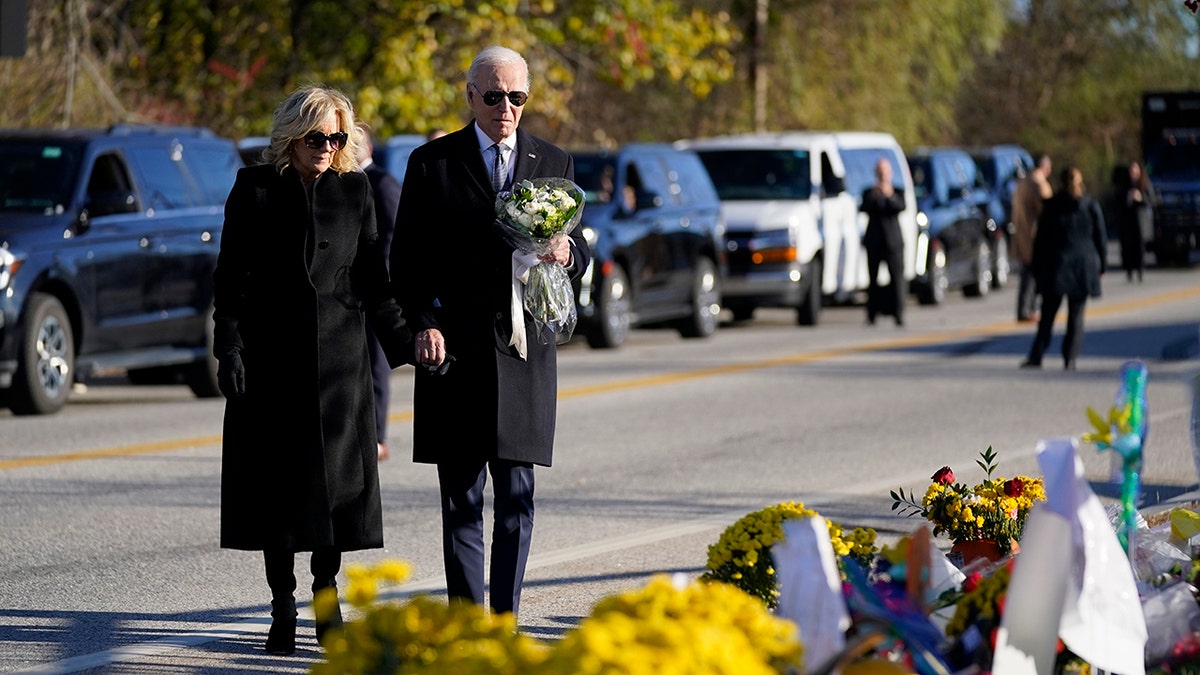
[543,574,803,675]
[495,178,586,344]
[890,447,1046,555]
[700,500,878,608]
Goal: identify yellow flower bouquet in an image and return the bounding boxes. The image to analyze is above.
[890,447,1045,556]
[700,501,877,609]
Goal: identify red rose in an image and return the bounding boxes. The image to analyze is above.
[932,467,955,485]
[962,572,983,593]
[1004,478,1024,497]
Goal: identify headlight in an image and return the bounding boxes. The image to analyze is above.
[916,211,930,230]
[0,247,18,290]
[582,226,597,247]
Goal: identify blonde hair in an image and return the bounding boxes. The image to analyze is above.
[263,86,364,175]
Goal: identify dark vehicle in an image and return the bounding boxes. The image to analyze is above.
[570,144,726,349]
[1143,91,1200,266]
[907,147,996,305]
[236,136,269,165]
[968,144,1032,288]
[0,125,242,414]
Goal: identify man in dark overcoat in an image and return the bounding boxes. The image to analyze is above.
[390,45,591,617]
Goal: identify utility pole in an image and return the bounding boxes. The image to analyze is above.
[752,0,768,133]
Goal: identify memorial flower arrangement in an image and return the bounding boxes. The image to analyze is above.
[495,178,585,342]
[315,561,803,675]
[890,447,1045,556]
[700,500,878,608]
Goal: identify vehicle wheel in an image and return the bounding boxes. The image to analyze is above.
[586,265,631,349]
[728,303,755,322]
[677,257,720,339]
[991,235,1010,289]
[796,258,822,326]
[964,240,993,297]
[186,309,221,398]
[8,293,74,415]
[916,240,947,306]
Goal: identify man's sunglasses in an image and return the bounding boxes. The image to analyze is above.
[471,82,528,108]
[302,130,348,150]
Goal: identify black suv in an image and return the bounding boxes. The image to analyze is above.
[907,147,997,305]
[0,125,242,414]
[570,144,726,348]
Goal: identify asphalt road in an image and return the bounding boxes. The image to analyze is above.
[2,253,1199,674]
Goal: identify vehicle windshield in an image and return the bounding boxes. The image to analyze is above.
[909,158,932,201]
[1147,138,1200,180]
[0,141,83,214]
[840,148,903,203]
[695,149,812,200]
[571,153,619,206]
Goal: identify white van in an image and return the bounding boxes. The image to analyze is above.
[831,132,922,295]
[678,132,861,325]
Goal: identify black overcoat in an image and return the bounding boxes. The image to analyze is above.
[213,163,412,552]
[391,124,591,467]
[1032,193,1108,300]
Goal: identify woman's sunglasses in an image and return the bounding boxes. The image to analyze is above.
[302,130,348,150]
[471,82,528,108]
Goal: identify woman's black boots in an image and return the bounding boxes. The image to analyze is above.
[312,548,344,646]
[265,596,297,655]
[264,550,298,655]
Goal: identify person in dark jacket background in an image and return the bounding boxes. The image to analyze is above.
[861,157,907,326]
[356,125,405,462]
[1114,159,1154,283]
[212,86,413,656]
[1021,165,1107,371]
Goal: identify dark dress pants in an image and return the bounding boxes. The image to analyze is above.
[437,457,535,616]
[866,248,905,324]
[1025,293,1087,366]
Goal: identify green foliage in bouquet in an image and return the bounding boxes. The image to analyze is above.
[700,501,878,609]
[496,178,584,241]
[890,447,1046,555]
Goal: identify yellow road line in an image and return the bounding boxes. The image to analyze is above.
[4,283,1198,471]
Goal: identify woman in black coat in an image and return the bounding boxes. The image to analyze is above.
[1115,160,1154,282]
[212,87,412,655]
[1022,166,1107,370]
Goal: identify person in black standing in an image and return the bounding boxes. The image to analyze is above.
[1115,159,1154,283]
[390,45,590,618]
[213,86,413,655]
[1021,166,1107,371]
[861,157,907,326]
[356,126,404,461]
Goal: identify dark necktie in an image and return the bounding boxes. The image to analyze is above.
[491,143,507,192]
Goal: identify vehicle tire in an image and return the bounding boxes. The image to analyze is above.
[991,235,1010,289]
[586,265,631,349]
[186,309,221,398]
[964,240,993,297]
[8,293,74,415]
[677,257,720,339]
[796,258,822,326]
[916,240,947,306]
[728,303,755,322]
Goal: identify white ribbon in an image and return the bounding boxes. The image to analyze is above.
[509,251,541,360]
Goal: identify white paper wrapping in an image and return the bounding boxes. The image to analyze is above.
[775,517,851,673]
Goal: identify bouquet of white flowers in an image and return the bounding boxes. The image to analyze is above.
[495,177,586,353]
